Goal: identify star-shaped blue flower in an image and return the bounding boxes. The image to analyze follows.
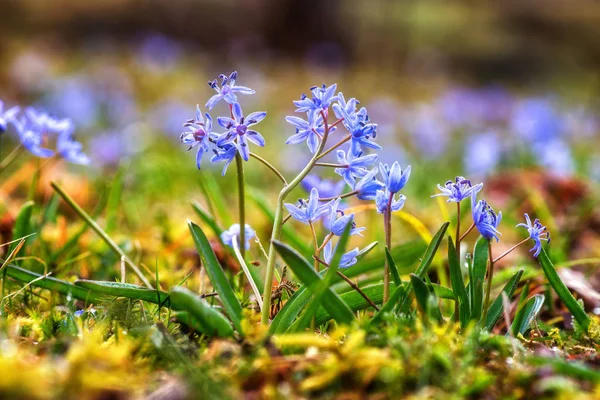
[380,162,411,194]
[211,143,238,176]
[432,176,483,203]
[216,102,266,161]
[471,191,502,241]
[334,148,378,187]
[285,112,332,153]
[293,84,339,117]
[516,213,550,257]
[284,188,332,224]
[12,117,55,158]
[205,71,255,110]
[57,128,90,165]
[323,241,360,269]
[180,105,217,169]
[325,198,365,237]
[332,101,380,154]
[354,167,385,201]
[375,189,406,214]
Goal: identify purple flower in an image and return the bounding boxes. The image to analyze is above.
[375,189,406,214]
[57,128,90,165]
[180,105,217,169]
[471,191,502,241]
[380,162,411,193]
[332,92,358,120]
[354,167,384,201]
[12,117,54,158]
[216,102,266,161]
[221,223,256,250]
[323,241,359,269]
[205,71,255,110]
[432,176,483,203]
[510,98,563,144]
[516,214,550,257]
[333,101,380,154]
[285,112,331,153]
[293,84,339,116]
[301,175,345,200]
[284,188,332,224]
[325,198,365,237]
[25,108,72,133]
[464,132,501,177]
[211,143,237,176]
[334,148,378,187]
[0,100,20,133]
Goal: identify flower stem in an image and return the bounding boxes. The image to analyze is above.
[309,221,320,272]
[492,238,529,264]
[261,111,332,324]
[455,202,461,261]
[383,191,393,302]
[232,235,263,311]
[320,190,358,202]
[235,152,246,260]
[459,222,476,242]
[316,135,351,160]
[250,152,288,185]
[314,162,346,168]
[481,241,494,325]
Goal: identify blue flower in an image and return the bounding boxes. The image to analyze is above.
[323,241,359,269]
[12,117,54,158]
[285,112,332,153]
[379,162,411,193]
[471,191,502,241]
[332,92,358,121]
[211,143,237,176]
[25,108,72,133]
[57,128,90,165]
[293,84,339,116]
[334,148,378,187]
[284,188,332,224]
[180,105,217,169]
[216,102,266,161]
[301,175,345,200]
[516,213,550,257]
[333,101,380,154]
[432,176,483,203]
[375,189,406,214]
[0,100,20,133]
[354,167,384,200]
[325,198,365,237]
[221,223,256,250]
[464,132,501,176]
[205,71,255,110]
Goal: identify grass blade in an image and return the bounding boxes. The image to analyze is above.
[188,221,243,333]
[273,240,354,325]
[510,294,545,336]
[538,247,590,330]
[75,280,171,307]
[485,269,524,330]
[314,283,384,326]
[471,237,489,321]
[431,283,455,300]
[192,201,225,243]
[448,236,470,326]
[385,247,401,287]
[9,201,35,256]
[169,286,234,337]
[198,171,232,227]
[369,284,404,326]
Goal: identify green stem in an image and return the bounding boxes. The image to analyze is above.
[232,235,263,311]
[261,111,332,324]
[320,190,358,202]
[309,221,320,272]
[492,238,529,264]
[454,202,461,321]
[316,135,351,160]
[481,240,494,325]
[383,191,393,302]
[315,162,346,168]
[235,153,246,260]
[0,145,24,172]
[250,152,288,185]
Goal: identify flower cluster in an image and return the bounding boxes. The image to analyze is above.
[0,100,89,164]
[180,71,266,175]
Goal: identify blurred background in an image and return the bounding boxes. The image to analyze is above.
[1,0,600,278]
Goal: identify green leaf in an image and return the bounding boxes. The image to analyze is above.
[75,280,172,307]
[188,221,243,333]
[169,287,234,337]
[273,240,354,325]
[485,269,524,330]
[431,283,455,300]
[369,284,404,326]
[400,222,449,311]
[538,247,590,330]
[471,237,489,321]
[385,247,401,287]
[314,283,384,326]
[9,201,35,256]
[191,201,225,244]
[447,236,470,326]
[510,294,545,336]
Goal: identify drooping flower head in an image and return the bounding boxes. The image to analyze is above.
[325,198,365,237]
[354,167,385,200]
[375,189,406,214]
[221,223,256,251]
[516,213,550,257]
[284,188,332,224]
[379,162,411,193]
[180,105,217,169]
[216,102,266,161]
[334,148,378,187]
[323,241,360,269]
[471,191,502,241]
[12,117,54,158]
[432,176,483,203]
[285,112,332,153]
[0,100,20,133]
[294,84,339,117]
[205,71,255,110]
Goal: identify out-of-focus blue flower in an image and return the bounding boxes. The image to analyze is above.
[333,101,380,154]
[180,105,217,169]
[12,117,54,158]
[216,102,266,161]
[293,84,339,116]
[206,71,255,110]
[284,188,332,224]
[211,143,238,176]
[402,105,448,159]
[221,223,256,250]
[379,162,410,193]
[533,139,574,177]
[471,191,502,241]
[325,198,365,237]
[301,175,345,200]
[90,131,132,168]
[334,148,378,186]
[510,98,563,143]
[464,132,501,177]
[0,100,20,133]
[323,241,359,269]
[516,213,550,257]
[375,189,406,214]
[25,108,72,134]
[57,128,90,165]
[432,176,483,203]
[285,112,330,153]
[136,33,183,72]
[354,167,384,200]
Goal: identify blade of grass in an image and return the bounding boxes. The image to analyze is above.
[51,181,152,288]
[198,171,232,227]
[192,201,225,243]
[510,294,545,336]
[9,201,35,256]
[75,280,171,307]
[313,283,384,326]
[369,284,404,326]
[169,286,234,337]
[188,221,243,333]
[485,269,524,330]
[471,237,489,321]
[105,163,127,233]
[448,236,470,327]
[385,247,401,287]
